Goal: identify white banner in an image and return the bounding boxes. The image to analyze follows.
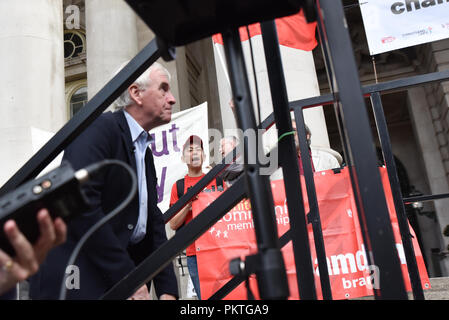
[359,0,449,55]
[149,102,209,213]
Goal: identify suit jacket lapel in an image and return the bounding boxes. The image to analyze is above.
[114,110,138,174]
[145,147,157,189]
[114,110,141,228]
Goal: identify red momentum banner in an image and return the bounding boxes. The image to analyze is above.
[193,167,430,300]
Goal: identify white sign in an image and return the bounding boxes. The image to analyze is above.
[359,0,449,55]
[31,127,63,176]
[150,102,209,213]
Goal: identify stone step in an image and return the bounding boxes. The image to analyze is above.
[422,277,449,300]
[352,277,449,300]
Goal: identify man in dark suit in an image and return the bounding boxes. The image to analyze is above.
[29,62,178,300]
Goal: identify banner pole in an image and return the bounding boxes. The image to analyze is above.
[370,92,425,300]
[317,0,408,299]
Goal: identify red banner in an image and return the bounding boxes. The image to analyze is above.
[212,10,318,52]
[193,167,430,300]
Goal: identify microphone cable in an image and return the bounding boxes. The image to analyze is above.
[58,159,137,300]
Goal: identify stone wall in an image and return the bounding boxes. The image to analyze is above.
[410,39,449,274]
[416,40,449,182]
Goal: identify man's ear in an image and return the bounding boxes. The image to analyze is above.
[128,84,142,105]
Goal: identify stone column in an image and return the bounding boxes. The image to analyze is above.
[85,0,138,99]
[213,36,331,149]
[280,45,330,148]
[410,39,449,276]
[408,86,449,276]
[0,0,65,185]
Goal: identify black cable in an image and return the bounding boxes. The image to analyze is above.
[58,159,137,300]
[246,26,262,125]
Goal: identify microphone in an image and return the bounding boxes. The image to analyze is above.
[131,146,136,153]
[0,161,96,256]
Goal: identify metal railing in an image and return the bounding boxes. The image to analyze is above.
[2,0,449,300]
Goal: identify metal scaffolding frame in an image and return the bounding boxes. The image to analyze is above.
[2,0,449,300]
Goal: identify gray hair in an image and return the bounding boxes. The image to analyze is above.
[113,61,171,110]
[221,135,239,145]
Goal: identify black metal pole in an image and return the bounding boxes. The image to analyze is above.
[404,193,449,204]
[293,109,332,300]
[316,8,336,95]
[285,70,449,117]
[370,92,425,300]
[0,40,162,196]
[260,20,320,300]
[209,229,293,300]
[221,28,289,300]
[102,175,247,299]
[315,13,351,170]
[317,0,408,299]
[163,161,230,223]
